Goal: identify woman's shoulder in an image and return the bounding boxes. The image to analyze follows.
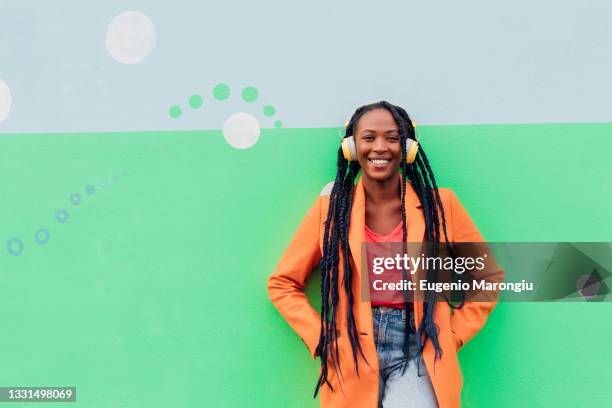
[436,186,456,204]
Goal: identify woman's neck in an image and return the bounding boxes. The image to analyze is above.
[362,173,401,206]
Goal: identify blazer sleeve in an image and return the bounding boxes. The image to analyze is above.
[267,196,323,359]
[448,189,504,349]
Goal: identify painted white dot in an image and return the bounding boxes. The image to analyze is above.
[106,11,156,64]
[0,80,12,124]
[223,112,261,149]
[320,181,334,196]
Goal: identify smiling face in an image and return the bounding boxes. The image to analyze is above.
[353,108,402,183]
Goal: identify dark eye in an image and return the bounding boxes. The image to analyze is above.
[388,135,399,141]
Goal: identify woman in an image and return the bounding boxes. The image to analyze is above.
[267,101,502,408]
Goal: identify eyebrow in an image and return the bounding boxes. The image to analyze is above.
[360,129,399,134]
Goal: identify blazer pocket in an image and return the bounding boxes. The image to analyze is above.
[311,327,342,359]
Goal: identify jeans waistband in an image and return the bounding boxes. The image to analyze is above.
[372,306,411,319]
[372,306,416,332]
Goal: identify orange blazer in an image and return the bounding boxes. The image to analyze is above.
[267,173,503,408]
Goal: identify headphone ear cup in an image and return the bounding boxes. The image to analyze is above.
[405,139,419,164]
[341,136,357,161]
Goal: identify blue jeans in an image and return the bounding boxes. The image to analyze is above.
[373,306,439,408]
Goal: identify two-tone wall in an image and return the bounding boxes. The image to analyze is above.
[1,2,611,406]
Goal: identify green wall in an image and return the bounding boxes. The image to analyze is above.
[0,123,610,406]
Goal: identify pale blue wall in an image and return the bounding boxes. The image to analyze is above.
[1,0,611,133]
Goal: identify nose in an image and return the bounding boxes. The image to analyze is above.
[372,137,389,153]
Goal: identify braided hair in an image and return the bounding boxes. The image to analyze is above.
[314,101,453,397]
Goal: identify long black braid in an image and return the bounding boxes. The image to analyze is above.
[314,101,455,397]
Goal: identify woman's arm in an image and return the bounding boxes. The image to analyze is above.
[447,189,504,349]
[267,196,323,358]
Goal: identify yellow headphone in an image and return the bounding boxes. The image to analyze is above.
[341,119,420,163]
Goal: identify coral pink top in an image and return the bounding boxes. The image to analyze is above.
[365,221,413,310]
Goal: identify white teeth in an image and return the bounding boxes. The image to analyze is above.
[369,159,390,165]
